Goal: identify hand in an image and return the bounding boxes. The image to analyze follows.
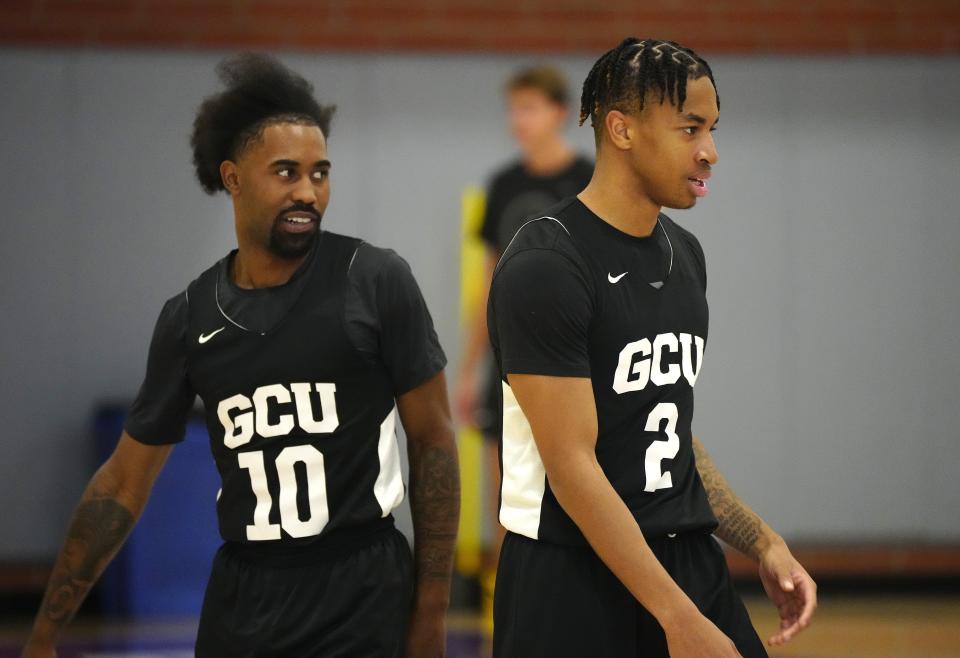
[20,638,57,658]
[664,612,742,658]
[404,604,446,658]
[454,369,478,427]
[758,538,817,646]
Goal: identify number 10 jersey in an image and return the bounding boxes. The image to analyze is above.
[185,232,404,546]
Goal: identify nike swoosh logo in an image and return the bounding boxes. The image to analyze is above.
[198,327,225,344]
[608,272,628,283]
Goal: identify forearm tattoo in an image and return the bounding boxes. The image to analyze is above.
[692,439,764,558]
[408,442,460,581]
[38,486,135,631]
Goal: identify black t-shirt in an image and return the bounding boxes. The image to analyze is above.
[480,156,593,254]
[488,198,717,545]
[126,236,446,446]
[125,231,446,550]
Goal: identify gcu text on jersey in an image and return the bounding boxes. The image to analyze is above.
[613,332,705,393]
[217,382,340,447]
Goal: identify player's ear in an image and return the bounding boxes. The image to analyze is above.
[220,160,240,195]
[605,110,632,151]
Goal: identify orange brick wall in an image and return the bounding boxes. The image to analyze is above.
[1,0,958,54]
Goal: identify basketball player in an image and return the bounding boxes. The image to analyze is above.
[21,54,459,658]
[455,66,592,574]
[488,39,816,658]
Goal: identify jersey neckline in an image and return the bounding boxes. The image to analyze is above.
[571,197,667,246]
[566,198,675,290]
[214,232,327,336]
[220,236,321,297]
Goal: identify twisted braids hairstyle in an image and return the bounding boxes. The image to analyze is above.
[579,38,718,144]
[191,53,336,194]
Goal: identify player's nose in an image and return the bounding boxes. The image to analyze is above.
[291,176,318,205]
[698,133,718,166]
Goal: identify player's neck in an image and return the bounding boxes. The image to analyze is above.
[231,246,309,289]
[521,138,575,177]
[577,158,660,238]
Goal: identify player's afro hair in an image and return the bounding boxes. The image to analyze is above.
[191,53,336,194]
[580,38,717,145]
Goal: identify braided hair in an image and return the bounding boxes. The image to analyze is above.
[191,53,336,194]
[579,38,717,143]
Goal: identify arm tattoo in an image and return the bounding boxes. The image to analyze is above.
[38,485,136,631]
[408,442,460,581]
[692,439,764,558]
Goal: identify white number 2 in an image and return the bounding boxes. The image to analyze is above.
[237,445,330,541]
[643,402,680,492]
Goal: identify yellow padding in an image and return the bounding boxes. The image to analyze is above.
[456,186,486,576]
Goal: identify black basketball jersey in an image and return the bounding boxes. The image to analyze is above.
[488,197,718,546]
[184,231,404,546]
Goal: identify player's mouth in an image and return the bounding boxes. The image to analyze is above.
[279,211,319,233]
[687,172,711,198]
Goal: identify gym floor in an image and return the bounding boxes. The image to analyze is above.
[2,593,958,658]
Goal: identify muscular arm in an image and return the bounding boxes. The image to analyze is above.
[25,433,172,651]
[692,436,777,559]
[397,371,460,610]
[692,436,817,645]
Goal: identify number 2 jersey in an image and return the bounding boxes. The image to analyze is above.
[487,197,718,546]
[124,231,446,550]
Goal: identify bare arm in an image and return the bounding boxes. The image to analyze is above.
[692,436,775,559]
[692,436,817,646]
[508,374,740,658]
[24,433,173,654]
[397,371,460,658]
[461,249,498,375]
[455,249,498,422]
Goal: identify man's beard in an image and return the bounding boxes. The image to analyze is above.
[268,204,322,259]
[269,222,318,258]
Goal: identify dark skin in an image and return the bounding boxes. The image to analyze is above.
[220,121,332,287]
[21,435,171,658]
[692,437,816,646]
[579,75,721,237]
[399,372,460,658]
[506,77,815,658]
[22,121,459,658]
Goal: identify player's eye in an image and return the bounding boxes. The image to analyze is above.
[683,127,697,135]
[277,168,292,178]
[312,169,329,181]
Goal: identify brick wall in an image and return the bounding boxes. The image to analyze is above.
[1,0,958,54]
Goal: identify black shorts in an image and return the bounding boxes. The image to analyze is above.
[493,531,767,658]
[195,526,413,657]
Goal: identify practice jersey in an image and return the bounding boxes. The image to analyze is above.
[480,157,593,255]
[488,197,718,545]
[125,231,446,550]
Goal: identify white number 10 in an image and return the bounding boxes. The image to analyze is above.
[643,402,680,492]
[237,445,330,541]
